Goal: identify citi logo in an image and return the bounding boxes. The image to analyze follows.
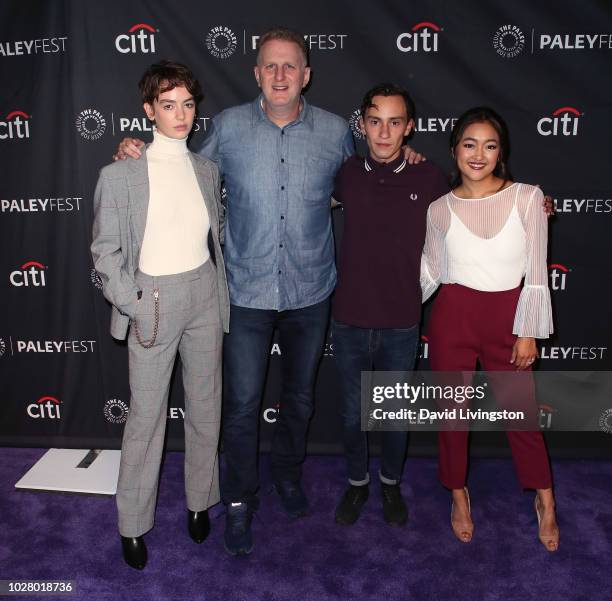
[263,403,280,424]
[537,106,581,136]
[115,23,157,54]
[397,22,441,53]
[549,263,570,290]
[27,396,61,419]
[0,110,31,140]
[420,335,429,359]
[538,404,555,429]
[9,261,46,287]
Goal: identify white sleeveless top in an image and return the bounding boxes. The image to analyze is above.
[421,183,553,338]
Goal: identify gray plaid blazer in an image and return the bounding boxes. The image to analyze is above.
[91,149,230,340]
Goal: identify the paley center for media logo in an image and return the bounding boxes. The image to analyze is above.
[492,25,526,58]
[75,108,106,141]
[104,398,129,424]
[206,26,238,59]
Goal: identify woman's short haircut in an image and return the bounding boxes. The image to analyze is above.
[139,60,202,105]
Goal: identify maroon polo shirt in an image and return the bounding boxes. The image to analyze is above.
[332,153,449,328]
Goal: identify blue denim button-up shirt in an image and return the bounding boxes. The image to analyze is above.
[198,95,354,310]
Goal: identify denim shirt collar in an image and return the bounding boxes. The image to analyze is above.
[251,94,314,130]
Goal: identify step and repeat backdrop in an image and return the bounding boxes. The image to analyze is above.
[1,0,611,456]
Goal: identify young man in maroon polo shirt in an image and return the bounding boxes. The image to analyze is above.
[331,83,449,526]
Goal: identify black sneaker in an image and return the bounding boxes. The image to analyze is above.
[224,502,254,556]
[335,484,369,525]
[274,480,309,517]
[381,483,408,526]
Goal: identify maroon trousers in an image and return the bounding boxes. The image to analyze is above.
[428,284,552,490]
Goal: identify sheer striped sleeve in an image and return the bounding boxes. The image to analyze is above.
[512,186,554,338]
[421,198,449,302]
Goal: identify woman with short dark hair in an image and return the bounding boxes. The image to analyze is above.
[91,61,229,569]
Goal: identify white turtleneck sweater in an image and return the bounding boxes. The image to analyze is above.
[138,130,210,276]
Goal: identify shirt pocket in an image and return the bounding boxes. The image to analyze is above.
[302,157,337,202]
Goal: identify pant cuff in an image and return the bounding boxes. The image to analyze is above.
[348,474,370,486]
[379,471,399,486]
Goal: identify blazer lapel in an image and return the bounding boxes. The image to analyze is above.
[126,149,150,249]
[189,154,219,225]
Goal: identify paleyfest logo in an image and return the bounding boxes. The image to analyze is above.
[205,26,238,59]
[537,106,582,136]
[9,260,47,287]
[549,263,570,291]
[492,25,525,58]
[0,110,31,140]
[397,22,441,53]
[115,23,157,54]
[27,396,62,419]
[75,108,106,141]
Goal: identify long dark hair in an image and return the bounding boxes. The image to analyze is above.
[449,106,512,189]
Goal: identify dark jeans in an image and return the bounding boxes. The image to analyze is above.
[221,298,330,506]
[332,319,419,486]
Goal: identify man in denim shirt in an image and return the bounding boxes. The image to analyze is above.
[203,29,354,555]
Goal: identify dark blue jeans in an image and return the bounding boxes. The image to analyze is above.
[221,298,330,506]
[332,319,419,486]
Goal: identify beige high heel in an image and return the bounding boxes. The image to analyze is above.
[451,487,473,543]
[535,495,559,552]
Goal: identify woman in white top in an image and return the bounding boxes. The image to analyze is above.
[421,107,559,551]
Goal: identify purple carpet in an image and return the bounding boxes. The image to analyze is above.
[1,448,610,601]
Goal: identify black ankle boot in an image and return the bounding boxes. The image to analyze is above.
[188,509,210,544]
[120,536,147,570]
